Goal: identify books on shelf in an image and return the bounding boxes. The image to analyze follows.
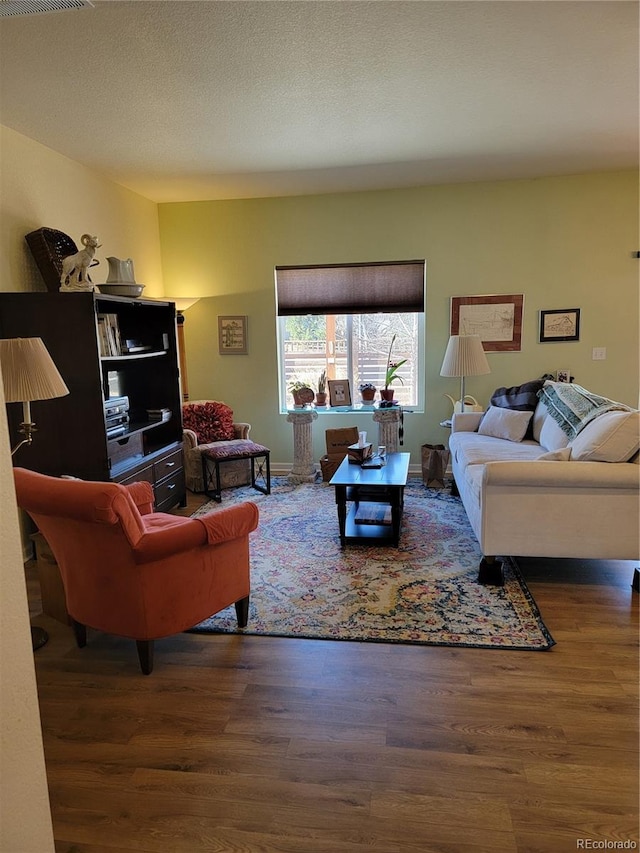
[354,503,392,525]
[97,313,122,356]
[147,408,172,423]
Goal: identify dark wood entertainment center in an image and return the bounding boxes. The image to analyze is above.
[0,292,186,512]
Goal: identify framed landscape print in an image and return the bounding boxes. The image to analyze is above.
[218,315,248,355]
[450,294,524,352]
[539,308,580,343]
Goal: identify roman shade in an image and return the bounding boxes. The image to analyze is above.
[275,260,425,316]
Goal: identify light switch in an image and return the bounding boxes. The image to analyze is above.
[592,347,607,360]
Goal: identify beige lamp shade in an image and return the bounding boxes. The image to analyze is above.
[0,337,69,404]
[440,335,490,412]
[440,334,491,378]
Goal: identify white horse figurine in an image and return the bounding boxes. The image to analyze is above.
[60,234,101,292]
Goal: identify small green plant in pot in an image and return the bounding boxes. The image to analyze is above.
[289,380,314,408]
[315,370,328,407]
[381,334,407,402]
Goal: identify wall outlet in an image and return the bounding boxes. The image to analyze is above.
[592,347,607,360]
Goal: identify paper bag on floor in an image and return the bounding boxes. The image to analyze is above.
[421,443,450,488]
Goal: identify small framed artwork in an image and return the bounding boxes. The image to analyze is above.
[450,294,524,352]
[218,315,248,355]
[328,379,352,407]
[539,308,580,343]
[556,369,571,383]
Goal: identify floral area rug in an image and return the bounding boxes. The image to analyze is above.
[190,478,554,650]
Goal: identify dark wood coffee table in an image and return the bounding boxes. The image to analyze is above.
[329,452,410,546]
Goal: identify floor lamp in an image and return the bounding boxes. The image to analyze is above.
[440,334,491,410]
[0,337,70,650]
[169,297,200,402]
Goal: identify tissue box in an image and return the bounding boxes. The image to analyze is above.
[347,442,373,464]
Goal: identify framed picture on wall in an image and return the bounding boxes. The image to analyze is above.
[218,315,248,355]
[450,294,524,352]
[328,379,352,407]
[539,308,580,343]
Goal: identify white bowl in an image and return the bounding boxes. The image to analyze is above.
[98,283,145,298]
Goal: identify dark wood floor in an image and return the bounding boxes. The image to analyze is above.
[26,492,639,853]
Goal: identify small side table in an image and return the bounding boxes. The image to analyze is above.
[202,442,271,502]
[286,409,318,483]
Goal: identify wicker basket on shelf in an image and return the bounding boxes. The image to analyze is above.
[25,227,79,292]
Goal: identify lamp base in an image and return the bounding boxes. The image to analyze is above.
[31,626,49,650]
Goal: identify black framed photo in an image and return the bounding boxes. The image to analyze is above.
[328,379,352,407]
[539,308,580,343]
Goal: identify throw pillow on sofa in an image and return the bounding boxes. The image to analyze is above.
[182,401,235,444]
[490,377,545,438]
[478,406,533,442]
[569,410,640,462]
[490,378,545,411]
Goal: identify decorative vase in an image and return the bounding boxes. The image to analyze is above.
[106,256,136,283]
[380,389,395,402]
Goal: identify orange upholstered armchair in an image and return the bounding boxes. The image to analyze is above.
[13,467,259,674]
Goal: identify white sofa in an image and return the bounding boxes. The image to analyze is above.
[449,381,640,585]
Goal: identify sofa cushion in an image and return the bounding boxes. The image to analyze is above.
[478,406,533,442]
[449,432,543,468]
[569,411,640,462]
[539,415,570,452]
[531,400,548,443]
[182,401,235,443]
[537,448,572,461]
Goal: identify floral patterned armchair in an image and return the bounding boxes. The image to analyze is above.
[182,400,252,493]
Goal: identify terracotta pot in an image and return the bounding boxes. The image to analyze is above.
[380,389,395,402]
[360,390,376,403]
[315,392,328,407]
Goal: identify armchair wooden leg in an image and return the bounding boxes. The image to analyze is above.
[136,640,154,675]
[235,596,250,628]
[71,618,87,648]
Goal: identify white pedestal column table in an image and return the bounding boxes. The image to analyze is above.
[286,409,318,483]
[372,407,402,454]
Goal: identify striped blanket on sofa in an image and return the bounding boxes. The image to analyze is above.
[538,381,633,439]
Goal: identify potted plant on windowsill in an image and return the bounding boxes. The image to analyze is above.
[381,334,407,402]
[315,370,328,407]
[358,382,376,403]
[289,380,315,408]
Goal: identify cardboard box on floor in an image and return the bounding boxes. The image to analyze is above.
[320,426,359,481]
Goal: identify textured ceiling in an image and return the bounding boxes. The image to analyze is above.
[0,0,637,203]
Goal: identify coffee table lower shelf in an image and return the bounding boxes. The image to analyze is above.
[342,502,400,545]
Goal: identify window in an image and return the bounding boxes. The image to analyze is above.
[276,261,425,410]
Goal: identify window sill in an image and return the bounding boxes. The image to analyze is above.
[282,405,421,415]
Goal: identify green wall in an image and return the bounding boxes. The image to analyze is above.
[159,171,638,469]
